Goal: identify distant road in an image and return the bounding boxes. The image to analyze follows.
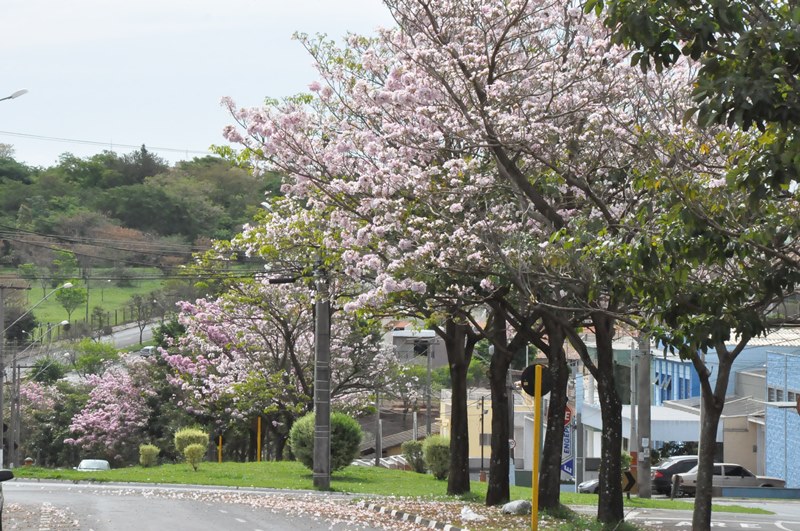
[105,322,154,349]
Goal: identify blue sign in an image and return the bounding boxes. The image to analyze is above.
[561,458,574,476]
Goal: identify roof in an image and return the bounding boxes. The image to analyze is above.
[664,395,766,418]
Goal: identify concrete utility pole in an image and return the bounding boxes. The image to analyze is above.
[312,268,331,490]
[636,334,652,497]
[0,282,29,468]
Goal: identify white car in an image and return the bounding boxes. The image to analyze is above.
[74,459,111,471]
[674,463,784,495]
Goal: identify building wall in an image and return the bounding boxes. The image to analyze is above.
[766,406,800,487]
[736,371,766,401]
[652,357,699,406]
[721,416,757,471]
[765,351,800,487]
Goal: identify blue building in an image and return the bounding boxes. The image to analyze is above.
[765,350,800,488]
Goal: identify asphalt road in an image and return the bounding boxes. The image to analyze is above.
[573,500,800,530]
[3,481,402,531]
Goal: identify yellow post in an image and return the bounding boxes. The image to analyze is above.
[218,435,223,463]
[257,416,262,462]
[532,364,542,531]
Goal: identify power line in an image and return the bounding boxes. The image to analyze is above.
[0,130,213,157]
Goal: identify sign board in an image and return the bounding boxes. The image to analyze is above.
[560,458,574,476]
[560,423,574,478]
[564,404,573,426]
[520,364,553,396]
[623,470,636,492]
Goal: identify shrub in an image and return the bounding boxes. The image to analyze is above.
[288,412,363,472]
[423,435,450,480]
[401,440,425,473]
[184,443,205,471]
[174,427,209,455]
[139,444,160,467]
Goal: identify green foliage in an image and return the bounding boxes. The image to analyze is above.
[70,338,119,376]
[288,412,363,472]
[422,435,450,480]
[153,318,186,347]
[183,443,205,471]
[54,283,87,321]
[401,440,426,473]
[174,427,209,455]
[139,444,161,467]
[50,251,79,287]
[596,0,800,193]
[621,451,632,471]
[29,357,67,384]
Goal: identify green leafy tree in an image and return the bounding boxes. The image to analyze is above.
[54,283,87,321]
[50,251,79,288]
[591,0,800,195]
[69,338,118,377]
[29,357,67,384]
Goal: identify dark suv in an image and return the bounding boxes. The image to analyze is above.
[651,455,698,495]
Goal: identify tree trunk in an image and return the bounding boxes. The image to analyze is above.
[692,345,735,530]
[442,318,474,495]
[486,346,513,505]
[538,318,569,510]
[593,312,624,525]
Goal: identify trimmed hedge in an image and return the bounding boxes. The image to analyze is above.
[288,412,363,472]
[139,444,160,467]
[423,435,450,480]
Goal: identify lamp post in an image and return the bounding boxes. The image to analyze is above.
[0,89,27,102]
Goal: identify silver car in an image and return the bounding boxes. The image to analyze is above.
[674,463,784,495]
[0,469,14,530]
[74,459,111,471]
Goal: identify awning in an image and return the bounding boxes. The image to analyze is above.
[580,403,716,442]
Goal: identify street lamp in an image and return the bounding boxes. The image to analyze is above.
[0,89,28,102]
[2,282,73,335]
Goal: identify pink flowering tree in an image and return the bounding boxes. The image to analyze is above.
[162,278,401,460]
[219,0,729,518]
[65,366,154,464]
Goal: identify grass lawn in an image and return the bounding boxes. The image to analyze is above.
[13,461,770,516]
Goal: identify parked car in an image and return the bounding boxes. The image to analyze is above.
[74,459,111,472]
[651,455,698,495]
[0,469,14,530]
[578,478,600,494]
[674,463,785,496]
[139,346,156,356]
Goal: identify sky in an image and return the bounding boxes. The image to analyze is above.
[0,0,395,168]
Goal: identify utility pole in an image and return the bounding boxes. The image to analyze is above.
[0,282,29,468]
[312,267,331,490]
[0,286,5,469]
[629,339,637,497]
[637,334,652,497]
[426,341,432,436]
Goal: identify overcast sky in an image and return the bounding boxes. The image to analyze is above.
[0,0,394,168]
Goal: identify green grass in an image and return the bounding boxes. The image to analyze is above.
[12,462,771,515]
[14,273,165,327]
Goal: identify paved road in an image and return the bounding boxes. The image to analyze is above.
[573,501,800,530]
[3,481,407,531]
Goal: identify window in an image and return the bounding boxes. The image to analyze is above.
[712,465,723,476]
[789,391,797,402]
[777,389,784,401]
[768,387,776,402]
[479,433,491,446]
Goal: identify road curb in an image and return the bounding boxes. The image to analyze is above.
[358,501,466,530]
